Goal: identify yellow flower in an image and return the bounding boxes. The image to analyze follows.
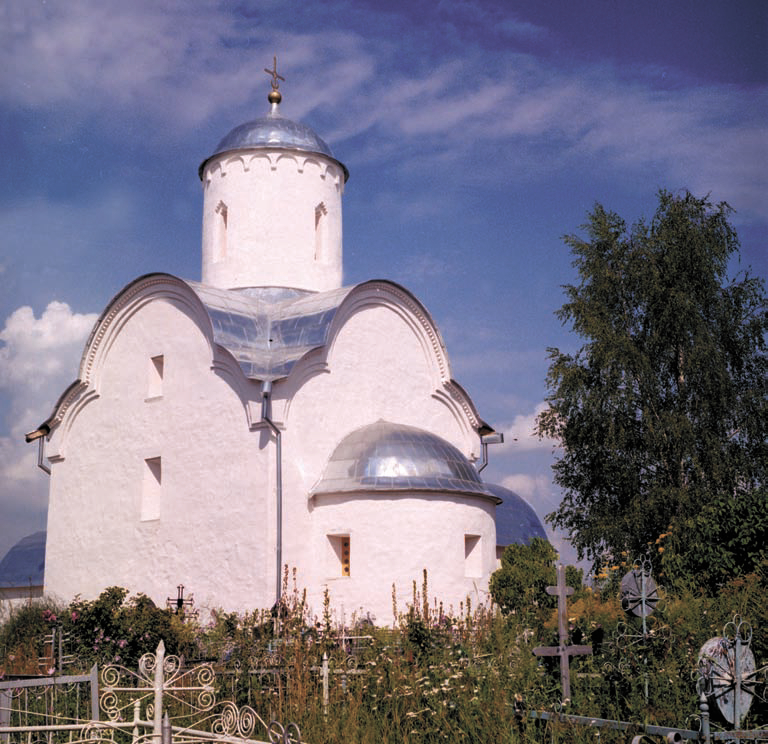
[658,547,665,553]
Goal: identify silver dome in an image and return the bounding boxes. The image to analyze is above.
[199,108,349,181]
[313,421,498,500]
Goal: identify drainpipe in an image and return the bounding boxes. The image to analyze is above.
[260,381,283,609]
[25,426,51,475]
[477,431,504,473]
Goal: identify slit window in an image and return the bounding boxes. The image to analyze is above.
[314,202,327,261]
[141,457,162,521]
[328,534,351,577]
[464,535,481,578]
[147,355,164,398]
[214,201,228,263]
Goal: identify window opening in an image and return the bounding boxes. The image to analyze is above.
[328,534,351,577]
[147,355,164,399]
[141,457,162,521]
[464,535,482,578]
[314,202,327,260]
[214,201,228,263]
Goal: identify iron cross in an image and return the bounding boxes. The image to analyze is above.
[533,564,592,701]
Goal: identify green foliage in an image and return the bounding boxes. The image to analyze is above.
[2,575,768,741]
[490,538,582,630]
[490,538,556,620]
[0,597,66,673]
[65,586,192,668]
[537,190,768,591]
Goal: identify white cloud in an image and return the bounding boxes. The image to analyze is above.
[0,301,96,559]
[0,301,96,482]
[501,472,551,504]
[1,4,763,219]
[498,402,559,453]
[0,303,95,389]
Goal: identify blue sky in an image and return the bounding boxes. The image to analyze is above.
[1,0,766,568]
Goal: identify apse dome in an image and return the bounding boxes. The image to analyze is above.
[313,421,499,500]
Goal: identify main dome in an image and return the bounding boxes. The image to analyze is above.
[199,108,349,181]
[312,421,498,500]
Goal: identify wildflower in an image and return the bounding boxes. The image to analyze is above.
[658,547,665,553]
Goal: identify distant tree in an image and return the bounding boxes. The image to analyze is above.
[490,538,581,625]
[537,190,768,592]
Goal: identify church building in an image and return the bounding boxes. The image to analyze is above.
[23,67,545,623]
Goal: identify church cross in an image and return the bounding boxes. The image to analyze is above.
[533,564,592,701]
[264,55,285,91]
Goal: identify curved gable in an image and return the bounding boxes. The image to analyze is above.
[40,274,220,436]
[325,280,487,434]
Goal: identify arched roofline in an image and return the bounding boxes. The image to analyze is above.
[328,280,487,433]
[36,273,246,435]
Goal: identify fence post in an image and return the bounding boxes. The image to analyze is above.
[153,641,166,744]
[162,712,172,744]
[322,652,329,717]
[0,689,10,744]
[90,664,100,722]
[132,699,141,744]
[699,691,710,744]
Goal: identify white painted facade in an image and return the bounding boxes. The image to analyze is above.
[201,149,344,292]
[35,94,528,624]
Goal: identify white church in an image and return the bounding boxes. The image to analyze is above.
[18,67,545,623]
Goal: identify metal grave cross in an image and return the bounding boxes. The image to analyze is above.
[533,564,592,701]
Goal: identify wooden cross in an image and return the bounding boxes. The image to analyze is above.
[264,55,285,91]
[533,564,592,701]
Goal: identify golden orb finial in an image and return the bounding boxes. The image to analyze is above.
[264,55,285,105]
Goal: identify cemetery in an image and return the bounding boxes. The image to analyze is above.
[1,553,766,743]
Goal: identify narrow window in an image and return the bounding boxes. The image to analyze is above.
[147,355,164,399]
[464,535,482,578]
[314,202,327,260]
[141,457,162,521]
[214,201,228,263]
[328,534,350,577]
[341,537,351,576]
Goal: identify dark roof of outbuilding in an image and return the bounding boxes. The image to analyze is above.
[0,531,45,587]
[486,483,547,546]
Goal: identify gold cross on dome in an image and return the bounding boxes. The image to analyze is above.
[264,55,285,91]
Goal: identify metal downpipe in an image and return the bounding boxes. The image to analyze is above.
[260,381,283,608]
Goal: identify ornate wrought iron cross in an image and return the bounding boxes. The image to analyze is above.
[533,564,592,701]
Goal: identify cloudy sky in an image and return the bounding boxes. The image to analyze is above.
[1,0,766,568]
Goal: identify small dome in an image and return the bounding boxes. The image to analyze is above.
[0,531,45,587]
[486,483,547,546]
[199,108,349,181]
[313,421,496,499]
